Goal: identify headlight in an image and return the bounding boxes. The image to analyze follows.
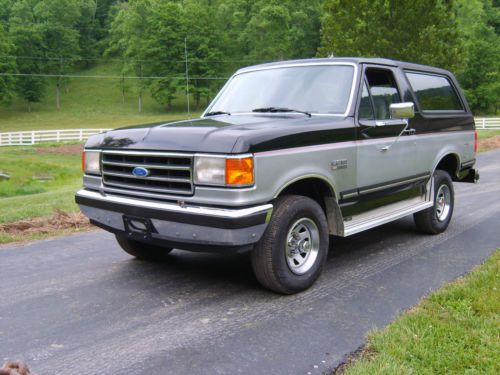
[83,150,101,175]
[194,155,254,187]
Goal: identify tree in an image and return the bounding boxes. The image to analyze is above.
[9,0,46,111]
[8,0,85,110]
[33,0,83,108]
[318,0,463,72]
[0,23,16,105]
[240,0,322,61]
[183,0,225,108]
[78,0,123,67]
[107,0,226,111]
[455,0,500,114]
[107,0,184,112]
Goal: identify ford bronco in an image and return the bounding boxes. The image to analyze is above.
[76,58,479,294]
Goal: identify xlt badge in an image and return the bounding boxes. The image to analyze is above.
[331,159,348,170]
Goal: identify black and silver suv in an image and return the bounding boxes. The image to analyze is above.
[76,58,479,294]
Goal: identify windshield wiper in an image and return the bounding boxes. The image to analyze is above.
[204,111,231,116]
[252,107,311,117]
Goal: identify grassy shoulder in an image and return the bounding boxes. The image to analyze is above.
[0,144,89,244]
[477,129,500,139]
[338,250,500,375]
[477,129,500,153]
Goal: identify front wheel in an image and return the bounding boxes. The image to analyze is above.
[414,170,454,234]
[115,235,173,260]
[251,195,329,294]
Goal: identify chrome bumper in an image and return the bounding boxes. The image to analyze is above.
[75,189,273,252]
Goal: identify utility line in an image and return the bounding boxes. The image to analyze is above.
[0,55,266,64]
[0,72,228,80]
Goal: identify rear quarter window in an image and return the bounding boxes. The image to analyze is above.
[405,72,463,112]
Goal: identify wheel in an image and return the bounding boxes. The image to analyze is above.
[414,170,454,234]
[115,235,173,260]
[251,195,329,294]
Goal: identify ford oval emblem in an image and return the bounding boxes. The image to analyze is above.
[132,167,150,177]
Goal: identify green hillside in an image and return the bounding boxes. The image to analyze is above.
[0,64,201,132]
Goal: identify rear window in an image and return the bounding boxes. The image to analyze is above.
[405,72,463,111]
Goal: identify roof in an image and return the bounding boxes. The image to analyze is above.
[237,57,453,76]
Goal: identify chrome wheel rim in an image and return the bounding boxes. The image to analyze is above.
[435,184,451,222]
[285,218,320,275]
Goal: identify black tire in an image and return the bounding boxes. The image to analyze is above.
[414,170,454,234]
[251,195,329,294]
[115,235,173,260]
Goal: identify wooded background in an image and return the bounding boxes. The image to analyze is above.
[0,0,498,115]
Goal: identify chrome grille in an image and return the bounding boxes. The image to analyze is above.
[101,151,193,196]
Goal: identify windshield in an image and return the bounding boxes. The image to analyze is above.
[207,65,355,115]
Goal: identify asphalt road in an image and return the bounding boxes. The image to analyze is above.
[1,149,499,375]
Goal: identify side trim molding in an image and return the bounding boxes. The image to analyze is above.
[340,172,430,200]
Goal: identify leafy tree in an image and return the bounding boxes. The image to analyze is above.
[288,1,323,59]
[455,0,500,114]
[0,23,16,105]
[34,0,83,107]
[318,0,463,72]
[107,0,184,111]
[242,3,292,61]
[0,0,14,25]
[241,0,322,61]
[183,0,225,108]
[9,0,46,111]
[78,0,123,66]
[8,0,85,110]
[107,0,226,111]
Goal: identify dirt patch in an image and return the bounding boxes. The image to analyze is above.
[0,210,92,236]
[35,143,83,155]
[478,135,500,152]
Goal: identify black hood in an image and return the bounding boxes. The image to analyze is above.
[85,115,355,154]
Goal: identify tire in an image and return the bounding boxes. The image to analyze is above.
[251,195,329,294]
[115,235,173,260]
[414,169,454,234]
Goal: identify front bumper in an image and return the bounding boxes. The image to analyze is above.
[75,189,273,253]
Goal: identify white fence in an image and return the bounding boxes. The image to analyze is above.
[0,128,111,146]
[475,117,500,130]
[0,117,499,146]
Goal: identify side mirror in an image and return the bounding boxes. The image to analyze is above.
[390,102,415,119]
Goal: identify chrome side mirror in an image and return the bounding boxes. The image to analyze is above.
[390,102,415,119]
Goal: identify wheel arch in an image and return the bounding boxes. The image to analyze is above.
[433,152,461,179]
[274,176,344,236]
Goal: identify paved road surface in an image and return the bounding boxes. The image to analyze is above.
[1,149,499,375]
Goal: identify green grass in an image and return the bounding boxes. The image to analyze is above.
[0,144,82,224]
[477,129,500,140]
[0,63,203,132]
[341,250,500,375]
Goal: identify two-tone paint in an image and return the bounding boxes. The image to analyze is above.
[76,57,478,251]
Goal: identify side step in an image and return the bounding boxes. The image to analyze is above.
[342,196,433,237]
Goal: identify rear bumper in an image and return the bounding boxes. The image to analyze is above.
[75,189,273,253]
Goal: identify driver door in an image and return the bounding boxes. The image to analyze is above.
[356,66,417,193]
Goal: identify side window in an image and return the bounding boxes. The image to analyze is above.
[359,81,375,119]
[365,69,401,120]
[359,69,401,120]
[405,72,463,111]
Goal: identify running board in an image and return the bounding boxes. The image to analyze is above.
[342,196,433,237]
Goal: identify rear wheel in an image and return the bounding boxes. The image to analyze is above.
[414,170,454,234]
[115,235,173,260]
[251,195,329,294]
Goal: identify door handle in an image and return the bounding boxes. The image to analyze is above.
[403,128,416,135]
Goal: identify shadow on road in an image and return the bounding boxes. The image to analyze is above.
[106,216,421,295]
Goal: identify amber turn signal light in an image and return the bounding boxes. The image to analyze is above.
[225,157,254,186]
